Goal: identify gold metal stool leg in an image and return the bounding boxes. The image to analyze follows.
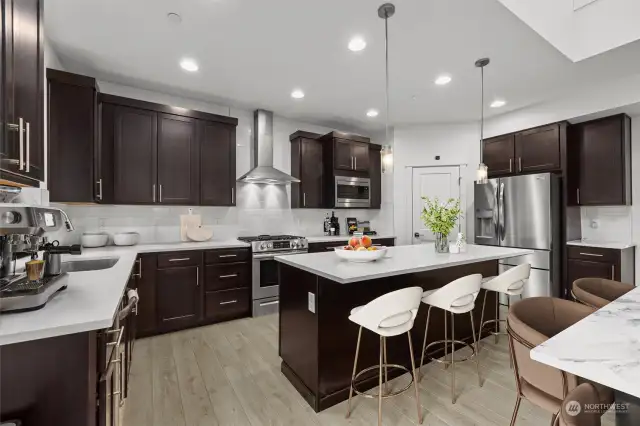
[346,326,362,418]
[469,312,482,387]
[383,337,388,395]
[378,335,383,426]
[494,291,499,344]
[407,331,423,424]
[444,309,449,370]
[419,305,432,382]
[478,290,488,353]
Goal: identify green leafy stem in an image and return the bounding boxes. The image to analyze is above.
[420,197,462,237]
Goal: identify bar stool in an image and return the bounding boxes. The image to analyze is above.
[346,287,424,426]
[478,263,531,351]
[557,383,601,426]
[419,274,483,404]
[572,277,634,309]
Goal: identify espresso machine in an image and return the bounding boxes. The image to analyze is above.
[0,185,81,312]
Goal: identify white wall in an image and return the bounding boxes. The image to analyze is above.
[48,81,393,244]
[393,123,479,246]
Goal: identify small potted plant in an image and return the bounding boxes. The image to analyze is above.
[420,197,462,253]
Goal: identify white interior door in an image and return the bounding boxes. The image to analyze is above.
[412,166,461,244]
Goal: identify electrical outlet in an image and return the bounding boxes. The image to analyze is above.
[590,220,599,229]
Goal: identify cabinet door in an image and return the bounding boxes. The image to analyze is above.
[483,134,515,176]
[300,138,323,207]
[352,142,369,172]
[577,117,627,205]
[1,0,44,182]
[369,144,381,208]
[515,124,560,173]
[567,259,615,287]
[113,106,157,204]
[157,266,202,331]
[134,255,157,337]
[47,76,96,202]
[199,120,236,206]
[157,114,199,205]
[334,138,353,171]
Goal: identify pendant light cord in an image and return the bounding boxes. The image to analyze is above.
[384,12,390,147]
[480,64,484,163]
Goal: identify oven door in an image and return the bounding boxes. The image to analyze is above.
[335,176,370,208]
[252,251,307,300]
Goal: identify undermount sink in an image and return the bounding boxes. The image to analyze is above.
[61,257,119,273]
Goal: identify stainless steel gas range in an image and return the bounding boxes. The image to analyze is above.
[237,235,308,317]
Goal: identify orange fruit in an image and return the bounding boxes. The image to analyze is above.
[361,235,372,248]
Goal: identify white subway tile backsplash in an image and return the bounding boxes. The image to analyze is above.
[580,206,633,243]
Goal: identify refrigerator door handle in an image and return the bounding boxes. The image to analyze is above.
[499,182,506,241]
[494,183,500,240]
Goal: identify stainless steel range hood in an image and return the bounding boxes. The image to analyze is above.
[237,110,300,185]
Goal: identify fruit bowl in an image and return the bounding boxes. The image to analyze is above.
[334,246,387,262]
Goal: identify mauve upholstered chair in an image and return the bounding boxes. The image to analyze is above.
[572,278,634,309]
[557,383,601,426]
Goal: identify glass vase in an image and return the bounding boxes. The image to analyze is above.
[435,232,449,253]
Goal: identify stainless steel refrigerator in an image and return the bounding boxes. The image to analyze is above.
[474,173,562,298]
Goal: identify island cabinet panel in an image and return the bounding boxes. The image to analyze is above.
[278,259,498,412]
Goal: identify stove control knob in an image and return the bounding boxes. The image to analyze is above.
[260,243,267,250]
[291,241,298,249]
[1,211,20,225]
[268,242,273,249]
[298,240,306,248]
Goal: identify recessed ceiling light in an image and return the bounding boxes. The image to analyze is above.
[180,58,199,72]
[348,37,367,52]
[490,99,506,108]
[291,89,305,99]
[366,109,379,118]
[167,12,182,24]
[435,75,452,85]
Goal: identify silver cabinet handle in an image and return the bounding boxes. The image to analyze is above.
[25,121,30,172]
[196,266,199,287]
[169,257,190,262]
[220,300,237,305]
[355,157,357,170]
[577,188,580,205]
[231,187,235,204]
[219,254,237,258]
[303,192,306,207]
[153,184,156,202]
[133,258,142,278]
[219,274,238,279]
[611,265,615,280]
[518,157,522,172]
[509,158,513,173]
[97,179,103,200]
[18,117,24,170]
[159,184,163,202]
[260,300,279,307]
[579,252,603,257]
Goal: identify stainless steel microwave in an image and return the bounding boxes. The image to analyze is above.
[335,176,370,208]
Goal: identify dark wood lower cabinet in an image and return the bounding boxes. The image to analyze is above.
[133,254,157,336]
[156,265,202,331]
[205,288,251,322]
[566,245,635,287]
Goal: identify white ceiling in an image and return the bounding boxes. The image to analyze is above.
[46,0,640,132]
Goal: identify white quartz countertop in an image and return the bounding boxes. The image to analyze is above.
[275,244,532,284]
[0,239,249,346]
[566,240,636,250]
[531,287,640,398]
[306,235,396,244]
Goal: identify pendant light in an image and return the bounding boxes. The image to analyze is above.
[378,3,395,174]
[475,57,490,184]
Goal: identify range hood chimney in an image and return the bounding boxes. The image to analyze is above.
[237,110,300,185]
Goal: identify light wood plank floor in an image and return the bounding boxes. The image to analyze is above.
[123,315,616,426]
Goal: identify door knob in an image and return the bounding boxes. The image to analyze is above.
[414,232,420,238]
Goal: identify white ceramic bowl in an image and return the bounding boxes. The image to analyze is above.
[81,232,109,248]
[113,232,140,246]
[334,246,387,262]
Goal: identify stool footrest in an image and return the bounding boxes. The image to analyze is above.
[352,363,415,399]
[480,318,507,337]
[424,339,477,365]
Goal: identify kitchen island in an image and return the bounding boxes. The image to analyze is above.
[276,243,531,412]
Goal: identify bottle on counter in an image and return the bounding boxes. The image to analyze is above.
[324,213,331,236]
[330,211,340,236]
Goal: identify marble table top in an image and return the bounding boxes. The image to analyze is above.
[531,287,640,398]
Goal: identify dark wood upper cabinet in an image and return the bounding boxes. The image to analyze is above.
[199,120,236,206]
[514,123,562,173]
[290,131,323,208]
[352,142,369,172]
[157,114,199,205]
[113,106,158,204]
[369,144,382,209]
[334,138,353,171]
[1,0,44,184]
[483,134,515,177]
[568,114,631,206]
[156,265,202,332]
[47,69,98,203]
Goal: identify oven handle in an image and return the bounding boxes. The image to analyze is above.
[253,250,308,260]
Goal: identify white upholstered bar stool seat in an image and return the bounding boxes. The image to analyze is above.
[346,287,424,425]
[419,274,483,404]
[478,263,531,350]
